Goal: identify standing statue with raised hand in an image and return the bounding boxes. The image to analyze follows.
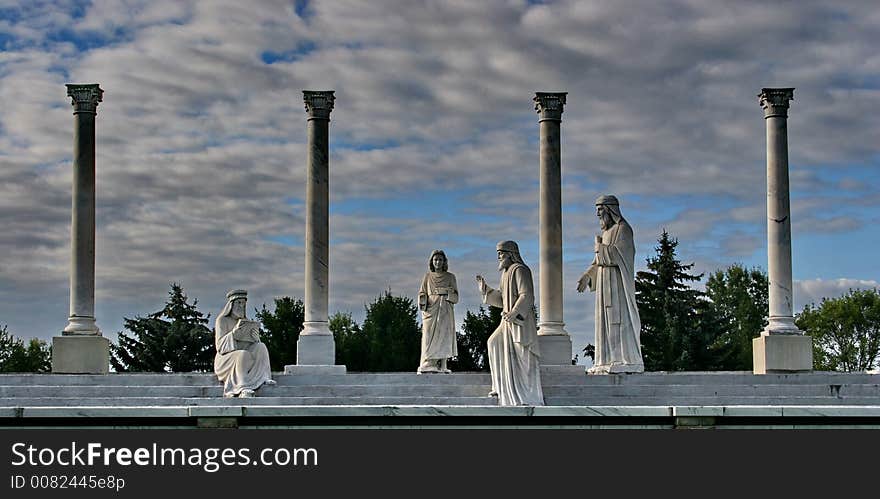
[577,195,644,374]
[214,289,276,397]
[417,250,459,374]
[475,241,544,406]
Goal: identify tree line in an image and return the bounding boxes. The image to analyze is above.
[1,230,878,372]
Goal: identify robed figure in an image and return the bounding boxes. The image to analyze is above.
[214,289,275,397]
[577,195,644,374]
[476,240,544,406]
[418,250,459,373]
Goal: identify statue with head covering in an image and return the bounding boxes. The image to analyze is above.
[417,249,459,373]
[475,241,544,406]
[577,195,644,374]
[214,289,275,397]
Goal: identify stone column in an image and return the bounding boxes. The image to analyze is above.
[534,92,573,367]
[753,87,812,374]
[53,84,109,374]
[287,90,345,374]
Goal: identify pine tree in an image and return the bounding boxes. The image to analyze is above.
[636,230,711,371]
[256,296,305,371]
[111,283,213,372]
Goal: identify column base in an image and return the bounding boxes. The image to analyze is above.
[292,331,345,373]
[62,315,101,335]
[537,333,573,366]
[753,334,813,374]
[763,316,801,335]
[52,335,109,374]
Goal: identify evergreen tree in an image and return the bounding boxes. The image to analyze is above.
[331,312,368,371]
[359,291,421,372]
[256,296,305,371]
[448,306,500,372]
[636,230,712,371]
[705,264,769,370]
[0,325,51,373]
[797,288,880,372]
[111,283,213,372]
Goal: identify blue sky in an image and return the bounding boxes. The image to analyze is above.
[1,0,878,366]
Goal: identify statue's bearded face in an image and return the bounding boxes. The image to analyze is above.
[231,299,246,317]
[497,250,513,271]
[597,205,615,230]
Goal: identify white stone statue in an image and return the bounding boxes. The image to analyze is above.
[577,195,644,374]
[417,250,459,374]
[214,289,275,397]
[475,241,544,406]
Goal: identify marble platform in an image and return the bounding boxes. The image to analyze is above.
[2,371,879,428]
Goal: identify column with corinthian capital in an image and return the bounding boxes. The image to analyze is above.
[53,84,109,373]
[752,87,812,374]
[286,90,346,374]
[534,92,574,367]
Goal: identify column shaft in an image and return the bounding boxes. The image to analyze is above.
[760,88,800,335]
[64,84,102,335]
[539,118,564,331]
[303,114,330,334]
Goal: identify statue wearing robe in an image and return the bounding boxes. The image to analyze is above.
[418,250,459,373]
[214,289,274,397]
[477,241,544,406]
[578,196,644,374]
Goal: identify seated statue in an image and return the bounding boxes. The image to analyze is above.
[214,289,275,397]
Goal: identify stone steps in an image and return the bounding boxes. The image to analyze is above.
[5,383,880,398]
[544,396,880,406]
[0,396,499,407]
[0,384,493,398]
[2,372,880,408]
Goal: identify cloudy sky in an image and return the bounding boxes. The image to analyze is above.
[1,0,878,365]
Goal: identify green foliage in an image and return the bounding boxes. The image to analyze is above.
[796,288,880,372]
[331,312,368,371]
[704,264,769,370]
[358,291,421,372]
[111,283,214,372]
[636,230,716,371]
[0,325,51,373]
[256,296,304,371]
[449,306,500,372]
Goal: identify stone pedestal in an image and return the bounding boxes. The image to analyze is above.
[538,334,573,366]
[534,92,572,366]
[753,335,813,374]
[287,90,345,374]
[753,87,812,373]
[52,335,110,374]
[53,84,108,374]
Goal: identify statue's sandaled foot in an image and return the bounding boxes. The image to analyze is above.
[488,391,498,397]
[239,389,255,398]
[264,379,277,386]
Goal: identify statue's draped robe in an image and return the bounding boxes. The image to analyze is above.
[214,315,272,397]
[418,271,459,366]
[591,220,644,373]
[482,263,544,406]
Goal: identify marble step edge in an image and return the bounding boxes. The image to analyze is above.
[3,405,880,419]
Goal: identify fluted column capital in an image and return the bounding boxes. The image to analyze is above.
[534,92,567,122]
[759,87,794,119]
[303,90,335,120]
[66,84,103,115]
